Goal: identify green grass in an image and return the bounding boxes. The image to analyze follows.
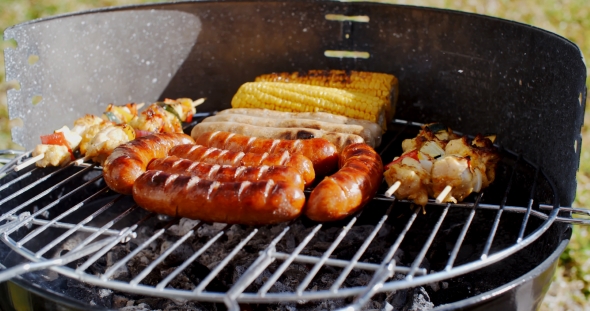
[0,0,589,309]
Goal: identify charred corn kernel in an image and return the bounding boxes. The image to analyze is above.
[231,82,387,130]
[255,70,398,121]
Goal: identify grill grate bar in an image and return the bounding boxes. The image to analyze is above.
[17,186,110,247]
[445,193,483,271]
[130,221,203,286]
[517,166,540,243]
[406,203,450,280]
[481,155,521,259]
[296,217,358,295]
[0,151,28,177]
[5,174,103,236]
[2,215,121,236]
[345,262,396,311]
[194,228,258,294]
[155,224,231,291]
[0,170,32,193]
[330,206,391,292]
[70,205,138,253]
[76,213,155,273]
[379,205,420,267]
[226,226,291,303]
[258,224,322,296]
[344,205,422,307]
[0,164,96,223]
[33,189,118,257]
[101,218,178,281]
[270,252,425,275]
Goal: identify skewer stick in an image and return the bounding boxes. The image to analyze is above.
[193,98,206,107]
[14,154,45,172]
[384,181,401,197]
[436,185,453,203]
[74,156,91,166]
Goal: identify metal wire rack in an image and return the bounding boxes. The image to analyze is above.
[0,118,588,310]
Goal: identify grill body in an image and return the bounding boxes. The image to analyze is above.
[1,1,587,310]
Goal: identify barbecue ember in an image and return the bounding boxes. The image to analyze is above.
[384,123,499,204]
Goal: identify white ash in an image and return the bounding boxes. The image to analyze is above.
[168,218,201,236]
[99,288,113,298]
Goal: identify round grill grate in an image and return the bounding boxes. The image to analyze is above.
[0,118,579,310]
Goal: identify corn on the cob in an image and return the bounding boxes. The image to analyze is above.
[231,82,388,130]
[255,70,398,121]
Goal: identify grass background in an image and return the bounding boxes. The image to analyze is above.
[0,0,588,309]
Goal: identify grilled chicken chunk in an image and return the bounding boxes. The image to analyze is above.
[384,150,433,206]
[85,124,136,165]
[129,103,183,134]
[32,144,72,167]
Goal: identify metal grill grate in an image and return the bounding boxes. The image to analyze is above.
[0,118,586,310]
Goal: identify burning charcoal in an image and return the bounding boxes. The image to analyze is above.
[112,294,131,308]
[160,266,195,290]
[126,249,163,286]
[160,239,194,266]
[106,247,131,280]
[185,260,228,292]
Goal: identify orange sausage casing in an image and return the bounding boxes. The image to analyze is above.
[168,144,315,186]
[192,131,338,176]
[306,143,383,222]
[148,156,305,190]
[132,171,305,225]
[103,133,195,195]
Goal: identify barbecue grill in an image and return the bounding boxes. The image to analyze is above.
[0,1,587,310]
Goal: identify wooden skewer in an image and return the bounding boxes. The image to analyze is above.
[435,185,453,203]
[384,181,401,197]
[14,154,45,172]
[193,98,206,107]
[74,156,91,166]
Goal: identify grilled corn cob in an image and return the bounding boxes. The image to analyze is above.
[231,81,388,130]
[255,70,398,121]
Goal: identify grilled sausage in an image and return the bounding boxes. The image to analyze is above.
[305,143,383,222]
[147,156,305,190]
[168,144,315,186]
[191,121,364,151]
[200,113,377,147]
[191,131,338,176]
[102,133,195,195]
[132,171,305,225]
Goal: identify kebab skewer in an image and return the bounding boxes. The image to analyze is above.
[383,123,499,205]
[20,98,204,171]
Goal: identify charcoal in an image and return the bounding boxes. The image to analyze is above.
[112,294,131,308]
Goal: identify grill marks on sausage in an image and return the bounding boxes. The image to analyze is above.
[167,145,315,185]
[102,132,195,195]
[147,156,305,189]
[132,171,305,225]
[193,131,338,176]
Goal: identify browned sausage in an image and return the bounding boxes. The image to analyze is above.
[305,143,383,222]
[132,170,305,225]
[168,144,315,186]
[192,131,338,176]
[102,133,195,195]
[147,156,305,190]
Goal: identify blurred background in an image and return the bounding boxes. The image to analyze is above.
[0,0,588,309]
